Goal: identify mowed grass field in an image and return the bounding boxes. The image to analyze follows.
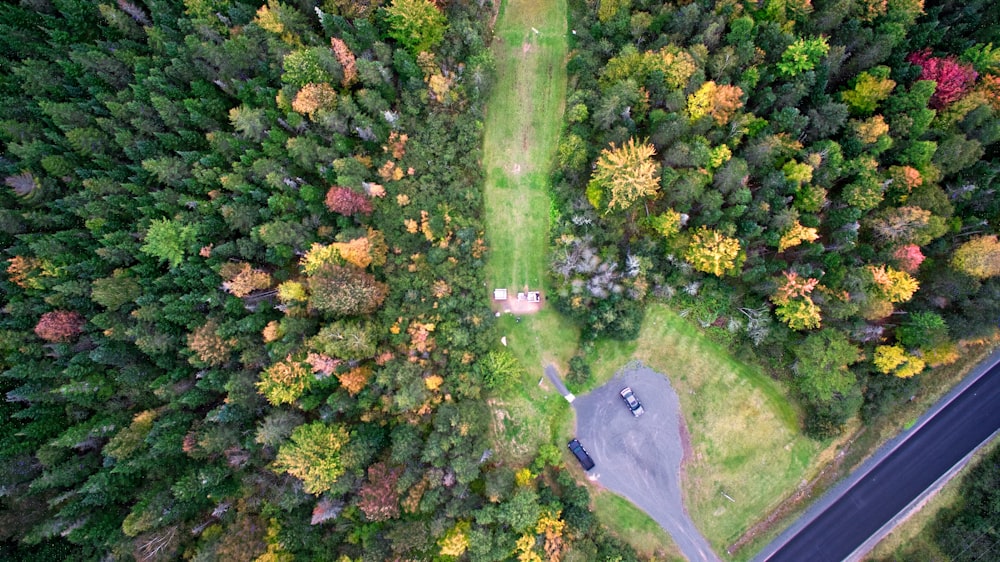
[483,0,567,292]
[587,303,829,554]
[482,0,578,464]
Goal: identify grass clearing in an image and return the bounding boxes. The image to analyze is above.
[586,302,827,554]
[483,0,567,292]
[591,491,685,561]
[482,0,575,463]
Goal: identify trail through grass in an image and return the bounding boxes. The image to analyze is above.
[483,0,568,292]
[482,0,578,464]
[587,303,828,554]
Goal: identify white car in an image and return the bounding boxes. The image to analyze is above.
[620,387,644,417]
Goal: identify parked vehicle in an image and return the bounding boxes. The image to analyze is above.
[620,386,644,417]
[567,438,595,470]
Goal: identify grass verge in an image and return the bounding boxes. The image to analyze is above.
[585,302,827,556]
[591,491,685,561]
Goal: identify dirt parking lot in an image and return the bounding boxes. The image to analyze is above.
[572,361,720,562]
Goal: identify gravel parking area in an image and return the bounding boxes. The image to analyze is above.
[573,361,720,562]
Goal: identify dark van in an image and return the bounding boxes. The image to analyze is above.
[567,439,595,470]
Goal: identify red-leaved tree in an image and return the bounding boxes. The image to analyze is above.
[907,50,978,108]
[34,310,85,342]
[325,186,373,217]
[358,462,402,521]
[892,244,925,273]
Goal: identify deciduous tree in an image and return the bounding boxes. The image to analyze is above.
[187,320,236,366]
[778,220,820,252]
[874,344,926,378]
[34,310,85,342]
[684,226,744,277]
[952,235,1000,279]
[865,264,919,303]
[291,83,337,117]
[794,329,861,402]
[892,244,925,273]
[385,0,447,55]
[687,81,744,125]
[438,520,470,557]
[841,67,896,114]
[587,138,661,213]
[273,421,350,494]
[308,263,388,316]
[337,365,372,395]
[220,262,273,298]
[325,186,373,216]
[257,357,312,405]
[777,36,830,76]
[358,462,402,521]
[907,50,978,108]
[868,206,946,246]
[330,38,357,87]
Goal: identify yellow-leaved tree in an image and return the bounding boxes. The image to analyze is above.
[771,271,822,330]
[257,357,312,405]
[272,421,350,495]
[874,345,926,378]
[438,520,470,557]
[778,220,820,252]
[683,226,745,277]
[952,235,1000,279]
[587,138,661,213]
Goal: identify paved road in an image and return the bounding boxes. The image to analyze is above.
[756,350,1000,562]
[545,364,571,397]
[574,363,720,562]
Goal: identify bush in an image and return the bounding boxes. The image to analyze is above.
[566,355,593,389]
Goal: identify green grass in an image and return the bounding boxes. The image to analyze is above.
[591,492,685,561]
[482,0,576,464]
[586,303,826,555]
[483,0,567,292]
[486,310,579,463]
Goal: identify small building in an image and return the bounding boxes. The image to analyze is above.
[527,291,541,302]
[493,288,508,301]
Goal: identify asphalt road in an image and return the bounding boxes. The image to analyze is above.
[545,364,571,397]
[757,352,1000,562]
[573,362,720,562]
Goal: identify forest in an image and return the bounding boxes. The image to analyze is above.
[1,0,999,560]
[0,0,632,560]
[551,0,1000,436]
